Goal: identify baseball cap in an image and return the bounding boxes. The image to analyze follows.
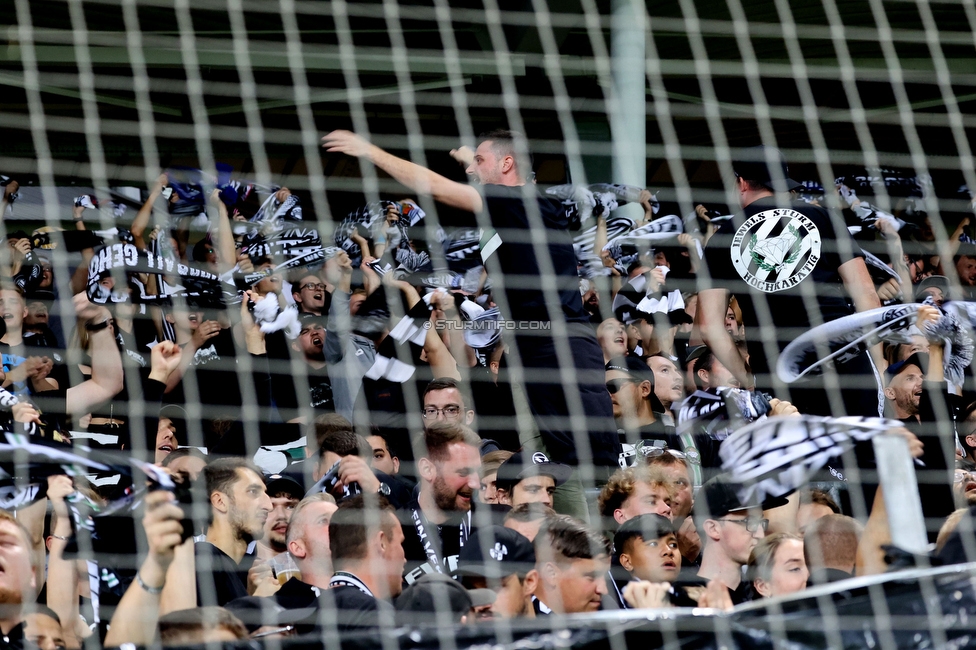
[684,345,709,366]
[456,526,536,581]
[224,596,317,633]
[395,574,473,622]
[613,514,675,554]
[914,275,949,302]
[605,355,666,414]
[495,450,572,492]
[886,352,927,379]
[732,145,802,193]
[696,474,789,520]
[264,470,305,500]
[157,404,188,445]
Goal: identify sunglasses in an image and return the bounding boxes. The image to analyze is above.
[637,443,701,464]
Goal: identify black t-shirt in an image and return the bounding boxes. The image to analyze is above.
[1,621,24,650]
[483,185,587,323]
[194,542,255,607]
[702,197,862,383]
[330,586,390,631]
[399,500,472,584]
[169,327,242,408]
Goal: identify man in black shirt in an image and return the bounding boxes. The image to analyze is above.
[400,423,482,584]
[698,146,882,418]
[694,475,788,606]
[322,129,620,487]
[327,495,405,630]
[193,458,272,607]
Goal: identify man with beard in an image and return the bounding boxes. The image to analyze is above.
[400,422,482,584]
[0,511,36,649]
[883,350,955,536]
[182,458,273,607]
[255,473,304,562]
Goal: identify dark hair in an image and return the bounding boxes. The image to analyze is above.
[423,377,469,408]
[161,447,208,468]
[959,401,976,457]
[504,502,556,524]
[534,515,610,564]
[204,457,263,500]
[613,514,675,557]
[478,130,532,181]
[799,488,841,514]
[311,414,354,452]
[318,427,370,460]
[158,607,248,644]
[693,348,715,387]
[289,269,320,289]
[329,494,396,567]
[25,604,61,626]
[423,421,481,462]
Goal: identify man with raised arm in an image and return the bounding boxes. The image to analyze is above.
[322,130,620,516]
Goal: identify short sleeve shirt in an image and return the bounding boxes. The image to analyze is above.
[701,197,863,381]
[483,185,587,324]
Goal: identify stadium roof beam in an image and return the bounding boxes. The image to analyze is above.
[2,44,526,76]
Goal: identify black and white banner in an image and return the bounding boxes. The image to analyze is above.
[719,415,902,503]
[86,243,226,308]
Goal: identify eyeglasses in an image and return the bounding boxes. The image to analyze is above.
[422,405,462,419]
[638,444,701,465]
[954,470,976,484]
[717,517,768,533]
[606,378,641,394]
[300,282,327,292]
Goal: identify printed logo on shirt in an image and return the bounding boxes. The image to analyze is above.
[193,344,219,365]
[489,543,508,561]
[730,208,822,293]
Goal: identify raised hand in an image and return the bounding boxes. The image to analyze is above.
[321,130,373,158]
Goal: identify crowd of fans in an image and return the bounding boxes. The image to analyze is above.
[0,132,974,649]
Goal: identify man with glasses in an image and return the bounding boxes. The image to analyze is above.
[694,474,787,605]
[422,377,475,430]
[952,460,976,508]
[290,272,329,317]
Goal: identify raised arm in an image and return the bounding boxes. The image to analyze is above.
[104,489,186,647]
[132,174,168,250]
[65,292,123,415]
[322,131,483,213]
[46,476,85,649]
[838,256,885,373]
[210,189,238,275]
